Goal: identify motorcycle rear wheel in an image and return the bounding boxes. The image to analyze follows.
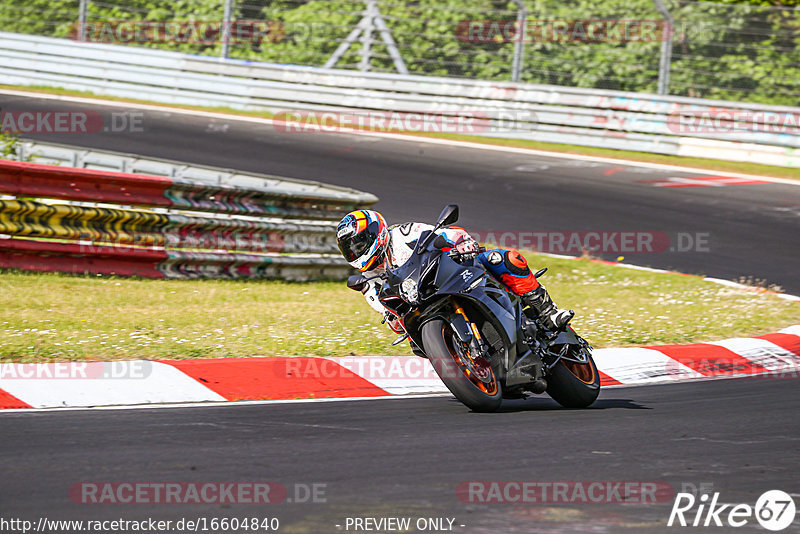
[546,346,601,408]
[421,319,502,412]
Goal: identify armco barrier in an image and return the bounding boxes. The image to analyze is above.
[12,141,375,205]
[0,160,373,220]
[0,159,374,280]
[0,199,335,253]
[1,32,799,167]
[0,239,351,280]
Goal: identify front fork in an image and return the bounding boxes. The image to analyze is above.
[452,300,489,360]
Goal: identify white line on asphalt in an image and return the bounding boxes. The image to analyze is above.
[0,392,452,414]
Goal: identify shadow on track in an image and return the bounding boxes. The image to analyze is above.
[487,397,650,413]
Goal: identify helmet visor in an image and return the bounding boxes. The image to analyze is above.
[338,229,377,263]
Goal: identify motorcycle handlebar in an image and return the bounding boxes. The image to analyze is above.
[447,245,486,260]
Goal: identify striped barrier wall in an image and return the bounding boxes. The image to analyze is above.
[0,199,337,254]
[0,160,374,280]
[0,160,373,219]
[0,239,351,280]
[11,140,377,206]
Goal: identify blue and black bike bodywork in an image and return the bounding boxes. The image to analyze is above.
[348,205,600,412]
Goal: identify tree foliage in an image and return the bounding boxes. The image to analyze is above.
[0,0,796,105]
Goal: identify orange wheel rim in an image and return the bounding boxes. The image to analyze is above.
[442,324,498,395]
[563,357,596,384]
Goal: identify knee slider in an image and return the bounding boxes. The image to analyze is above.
[503,250,531,277]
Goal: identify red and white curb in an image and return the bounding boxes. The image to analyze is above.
[0,325,798,410]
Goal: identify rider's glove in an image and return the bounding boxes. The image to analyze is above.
[385,313,405,334]
[347,275,367,292]
[455,237,480,257]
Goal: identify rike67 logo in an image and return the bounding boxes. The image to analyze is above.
[668,490,796,531]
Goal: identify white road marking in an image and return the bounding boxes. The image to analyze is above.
[0,392,453,414]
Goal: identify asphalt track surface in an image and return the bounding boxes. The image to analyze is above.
[1,93,799,533]
[1,379,798,533]
[1,93,799,293]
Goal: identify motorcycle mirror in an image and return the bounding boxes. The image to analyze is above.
[346,274,367,291]
[418,204,460,254]
[435,204,459,228]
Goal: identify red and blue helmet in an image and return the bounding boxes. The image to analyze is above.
[336,210,389,272]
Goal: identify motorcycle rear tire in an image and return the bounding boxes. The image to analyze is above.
[546,347,601,408]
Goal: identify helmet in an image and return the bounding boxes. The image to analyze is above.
[336,210,389,271]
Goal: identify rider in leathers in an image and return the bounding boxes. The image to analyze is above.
[337,210,574,344]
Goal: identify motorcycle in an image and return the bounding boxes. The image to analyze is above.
[348,204,600,412]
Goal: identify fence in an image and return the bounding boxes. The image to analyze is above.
[0,0,797,105]
[1,33,798,168]
[0,147,378,280]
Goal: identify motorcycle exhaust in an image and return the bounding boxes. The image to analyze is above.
[530,378,548,394]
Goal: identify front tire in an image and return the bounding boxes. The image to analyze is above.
[546,346,601,408]
[421,319,502,412]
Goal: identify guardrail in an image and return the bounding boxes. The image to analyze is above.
[13,140,378,212]
[0,238,350,280]
[0,155,376,281]
[3,155,372,220]
[1,32,798,168]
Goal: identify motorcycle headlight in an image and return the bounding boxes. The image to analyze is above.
[400,277,419,305]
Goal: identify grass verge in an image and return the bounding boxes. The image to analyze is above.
[2,84,798,181]
[0,252,797,362]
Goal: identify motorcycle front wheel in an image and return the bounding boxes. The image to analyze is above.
[421,319,502,412]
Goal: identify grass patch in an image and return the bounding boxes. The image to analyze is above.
[3,83,798,181]
[0,253,797,363]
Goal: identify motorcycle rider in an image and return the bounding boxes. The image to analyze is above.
[336,210,574,337]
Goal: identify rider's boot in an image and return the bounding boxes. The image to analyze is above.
[521,286,574,330]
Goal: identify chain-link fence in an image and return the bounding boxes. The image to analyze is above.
[0,0,797,105]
